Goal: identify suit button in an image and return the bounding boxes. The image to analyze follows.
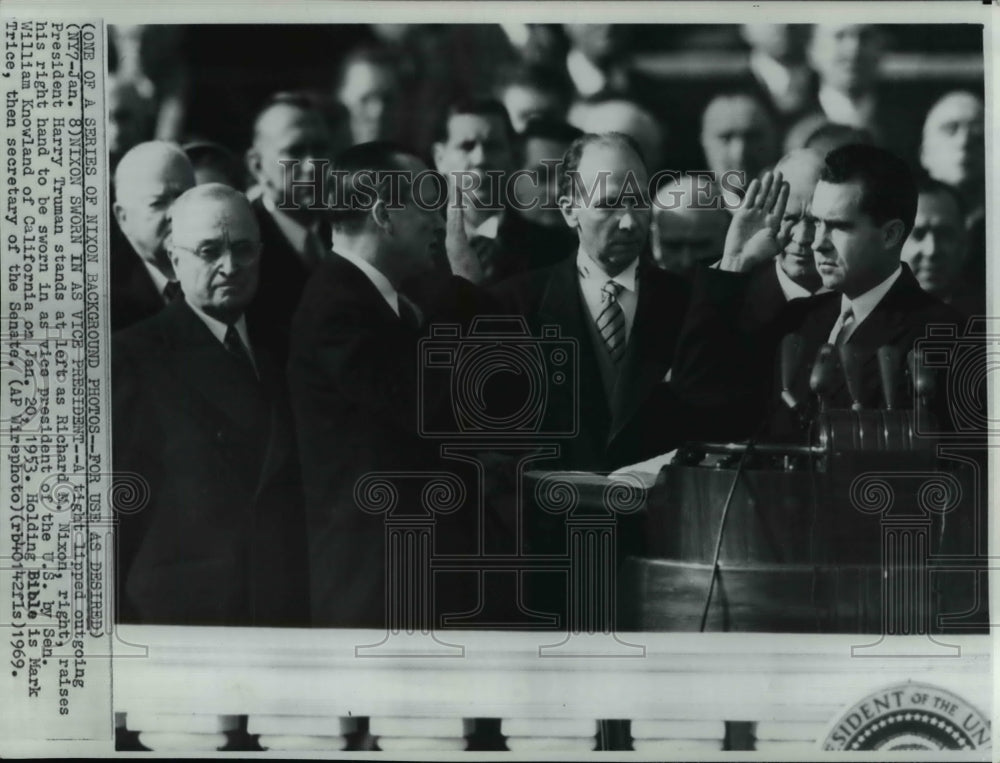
[216,430,225,443]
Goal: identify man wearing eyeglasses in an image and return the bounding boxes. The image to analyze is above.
[112,183,309,627]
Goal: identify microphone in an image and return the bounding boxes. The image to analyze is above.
[780,333,804,411]
[908,348,938,407]
[809,343,839,413]
[838,344,864,412]
[877,345,902,410]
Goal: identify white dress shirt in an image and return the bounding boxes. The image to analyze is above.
[826,266,901,344]
[774,259,831,301]
[186,299,257,371]
[576,248,639,340]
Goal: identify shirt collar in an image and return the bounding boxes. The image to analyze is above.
[818,85,875,128]
[467,212,503,240]
[576,247,638,292]
[567,49,607,98]
[841,265,902,326]
[185,299,253,351]
[774,259,831,300]
[336,249,400,315]
[262,193,319,256]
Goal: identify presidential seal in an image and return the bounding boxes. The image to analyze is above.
[822,682,991,751]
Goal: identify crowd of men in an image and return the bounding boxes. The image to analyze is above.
[108,23,987,629]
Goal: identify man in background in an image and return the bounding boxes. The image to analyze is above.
[110,141,196,330]
[918,90,985,297]
[787,24,899,150]
[335,46,402,145]
[740,23,818,131]
[902,177,981,316]
[496,62,572,133]
[508,117,581,266]
[743,147,829,316]
[245,92,337,364]
[434,98,563,281]
[651,174,730,275]
[700,92,779,199]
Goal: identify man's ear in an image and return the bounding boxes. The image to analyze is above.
[164,237,180,270]
[371,198,392,233]
[113,201,127,230]
[246,147,262,183]
[558,194,578,229]
[882,218,906,250]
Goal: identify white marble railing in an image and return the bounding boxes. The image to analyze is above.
[112,627,991,755]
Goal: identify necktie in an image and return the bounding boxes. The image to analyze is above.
[597,280,627,364]
[162,280,182,303]
[831,303,856,348]
[224,324,258,379]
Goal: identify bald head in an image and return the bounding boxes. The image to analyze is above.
[113,141,196,271]
[114,140,195,196]
[920,91,984,191]
[774,148,825,292]
[652,175,730,274]
[168,184,261,323]
[169,183,259,239]
[775,148,824,192]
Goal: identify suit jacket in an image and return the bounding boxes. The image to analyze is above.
[112,300,309,626]
[491,256,751,472]
[693,265,970,444]
[246,197,321,367]
[109,222,169,332]
[288,253,486,628]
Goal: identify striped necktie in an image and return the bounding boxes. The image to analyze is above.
[597,280,627,364]
[830,303,856,348]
